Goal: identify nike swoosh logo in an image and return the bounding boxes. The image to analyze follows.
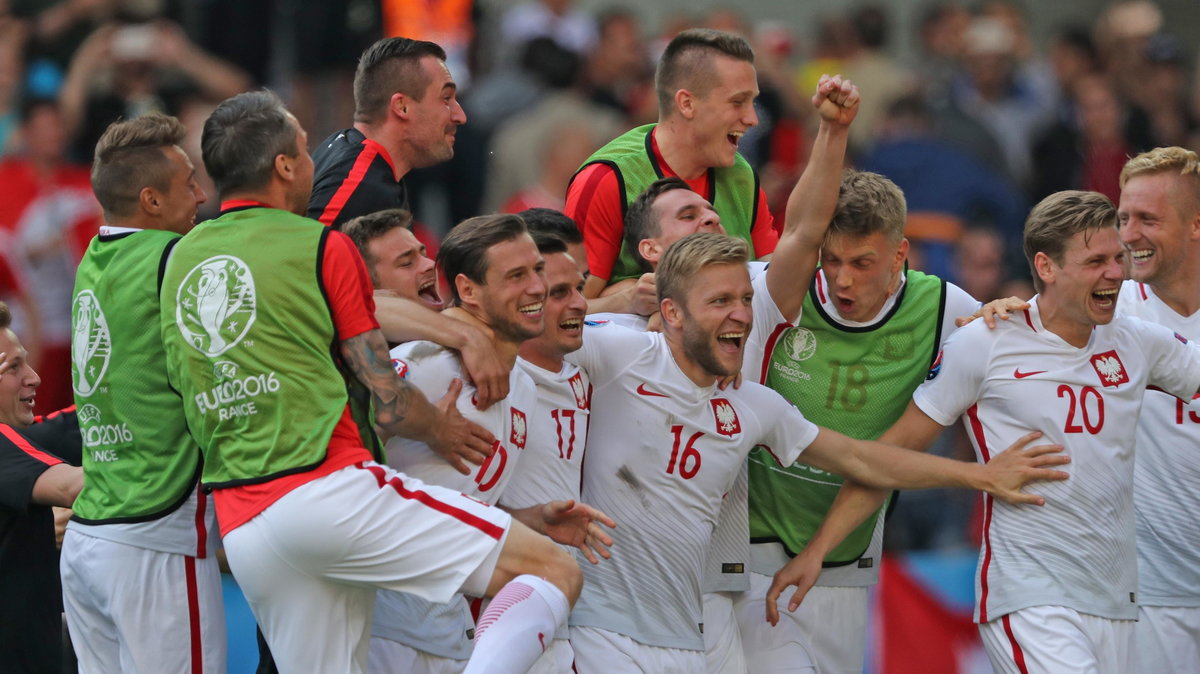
[636,383,669,398]
[1013,369,1047,379]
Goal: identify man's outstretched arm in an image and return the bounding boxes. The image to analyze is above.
[766,74,860,321]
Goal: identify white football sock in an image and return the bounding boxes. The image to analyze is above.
[463,574,569,674]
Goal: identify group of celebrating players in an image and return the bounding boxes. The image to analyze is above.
[2,25,1199,674]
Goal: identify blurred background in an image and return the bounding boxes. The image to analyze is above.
[0,2,1195,671]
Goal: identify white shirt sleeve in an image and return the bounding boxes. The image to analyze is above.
[912,321,991,426]
[1139,318,1200,399]
[742,383,820,467]
[940,282,982,346]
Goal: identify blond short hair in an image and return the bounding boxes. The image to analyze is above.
[1119,146,1200,210]
[657,233,749,304]
[828,170,907,245]
[1023,190,1116,291]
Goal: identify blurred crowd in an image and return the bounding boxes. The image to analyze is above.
[0,0,1196,552]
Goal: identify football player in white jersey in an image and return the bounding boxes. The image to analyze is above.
[364,214,612,673]
[343,208,511,411]
[1115,147,1200,673]
[568,232,1069,673]
[774,190,1200,673]
[499,228,601,672]
[585,74,861,673]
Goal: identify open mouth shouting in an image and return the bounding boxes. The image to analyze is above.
[1092,287,1119,310]
[417,277,442,309]
[717,330,745,352]
[727,130,744,148]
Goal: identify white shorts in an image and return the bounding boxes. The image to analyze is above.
[60,530,226,674]
[525,637,574,674]
[1136,605,1200,674]
[978,605,1134,674]
[733,571,867,673]
[703,591,746,674]
[367,637,467,674]
[570,626,704,673]
[223,461,511,674]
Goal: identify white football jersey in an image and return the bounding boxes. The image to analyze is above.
[566,324,819,649]
[706,261,791,592]
[500,359,591,515]
[373,341,537,659]
[386,340,538,502]
[1118,280,1200,607]
[913,296,1200,622]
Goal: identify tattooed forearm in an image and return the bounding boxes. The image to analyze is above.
[340,329,430,438]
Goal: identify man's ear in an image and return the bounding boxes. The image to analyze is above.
[455,273,476,306]
[391,92,410,120]
[138,186,161,215]
[274,153,295,183]
[892,238,910,272]
[638,238,661,267]
[1033,251,1056,287]
[660,295,684,330]
[675,89,696,120]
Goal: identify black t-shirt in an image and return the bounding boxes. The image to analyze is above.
[0,423,67,674]
[307,128,409,230]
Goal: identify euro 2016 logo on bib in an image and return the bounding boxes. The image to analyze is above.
[711,398,741,436]
[784,327,817,362]
[71,290,112,397]
[1090,350,1129,388]
[176,256,257,357]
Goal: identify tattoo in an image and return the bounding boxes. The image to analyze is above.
[340,329,417,436]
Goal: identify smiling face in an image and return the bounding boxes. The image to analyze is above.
[368,226,441,309]
[404,57,466,168]
[819,231,908,322]
[461,234,547,342]
[519,252,586,368]
[1118,171,1200,288]
[0,328,40,428]
[686,54,759,169]
[1039,226,1125,327]
[668,262,753,380]
[641,189,726,267]
[159,145,207,234]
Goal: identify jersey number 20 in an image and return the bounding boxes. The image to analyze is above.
[1057,385,1104,434]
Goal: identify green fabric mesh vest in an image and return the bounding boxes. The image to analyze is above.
[160,208,363,488]
[576,123,760,282]
[748,270,946,563]
[70,229,201,522]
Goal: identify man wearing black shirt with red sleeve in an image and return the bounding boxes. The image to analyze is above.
[0,300,83,673]
[308,37,465,229]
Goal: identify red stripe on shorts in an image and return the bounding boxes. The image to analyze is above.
[185,556,203,673]
[1002,614,1030,674]
[317,143,380,227]
[194,487,208,559]
[967,404,995,622]
[361,463,504,539]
